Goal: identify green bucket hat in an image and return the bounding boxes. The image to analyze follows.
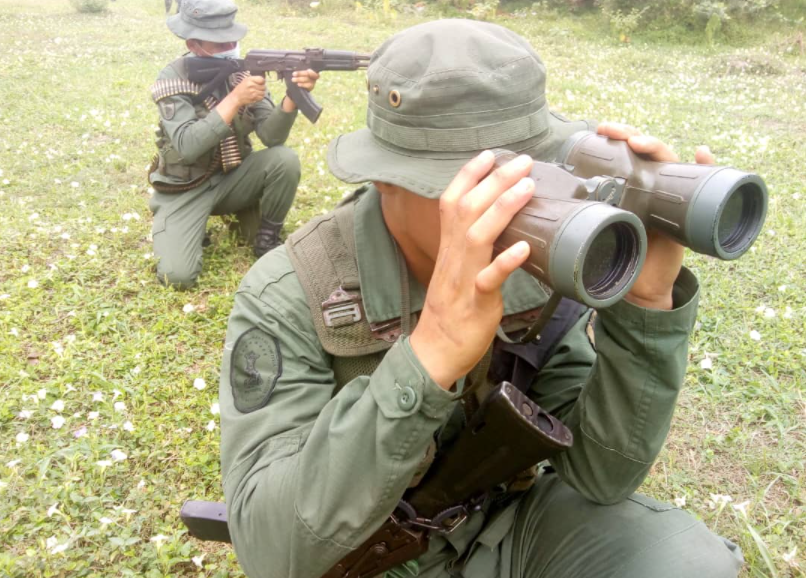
[167,0,247,43]
[328,19,593,199]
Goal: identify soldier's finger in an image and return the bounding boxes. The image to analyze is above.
[627,135,679,162]
[464,177,533,248]
[453,154,533,226]
[695,145,716,165]
[596,121,642,141]
[475,241,530,294]
[440,150,496,208]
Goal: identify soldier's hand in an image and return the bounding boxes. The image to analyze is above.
[596,122,715,310]
[291,69,320,91]
[410,151,534,390]
[232,75,266,106]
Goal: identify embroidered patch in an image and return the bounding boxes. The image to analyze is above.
[158,100,176,121]
[230,327,282,413]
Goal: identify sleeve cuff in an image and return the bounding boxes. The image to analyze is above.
[369,336,456,420]
[207,109,234,140]
[598,266,700,335]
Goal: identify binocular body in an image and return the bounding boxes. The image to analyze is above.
[494,131,768,308]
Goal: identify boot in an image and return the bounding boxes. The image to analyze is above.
[253,218,284,258]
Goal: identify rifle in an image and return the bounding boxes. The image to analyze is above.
[185,48,371,123]
[179,383,572,578]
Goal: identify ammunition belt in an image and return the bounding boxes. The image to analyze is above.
[148,74,249,193]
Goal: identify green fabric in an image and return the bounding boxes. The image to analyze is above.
[150,57,298,187]
[326,20,596,198]
[217,188,741,578]
[167,0,247,43]
[150,146,300,289]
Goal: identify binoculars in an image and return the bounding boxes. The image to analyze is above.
[494,131,768,308]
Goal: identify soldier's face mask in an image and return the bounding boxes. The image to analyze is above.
[210,43,240,60]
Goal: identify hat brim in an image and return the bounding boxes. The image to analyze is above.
[167,13,247,43]
[328,113,593,199]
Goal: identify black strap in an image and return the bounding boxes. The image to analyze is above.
[491,298,589,394]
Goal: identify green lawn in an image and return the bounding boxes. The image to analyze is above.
[0,0,803,576]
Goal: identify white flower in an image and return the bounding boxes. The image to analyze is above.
[699,357,712,370]
[708,493,733,509]
[309,1,320,6]
[16,432,29,443]
[37,389,47,400]
[27,279,39,289]
[137,479,146,489]
[50,542,69,555]
[778,285,787,292]
[7,459,22,468]
[70,181,79,188]
[206,420,216,431]
[122,213,133,221]
[114,402,126,413]
[110,449,127,462]
[150,534,169,547]
[51,416,66,429]
[755,303,766,313]
[192,554,206,568]
[74,426,88,438]
[88,411,99,420]
[193,378,206,390]
[96,460,112,468]
[763,307,776,318]
[21,264,30,273]
[9,328,19,337]
[65,335,76,344]
[673,496,686,508]
[784,307,793,319]
[210,403,220,415]
[783,547,798,566]
[99,517,113,525]
[732,500,750,516]
[113,389,122,400]
[749,330,761,341]
[46,536,58,550]
[92,392,104,402]
[123,421,134,432]
[131,366,141,375]
[50,399,65,412]
[0,294,10,300]
[47,503,59,517]
[18,409,33,419]
[182,303,195,313]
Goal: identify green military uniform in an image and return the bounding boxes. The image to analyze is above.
[149,0,301,288]
[219,20,743,578]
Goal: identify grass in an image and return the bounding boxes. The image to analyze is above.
[0,0,804,576]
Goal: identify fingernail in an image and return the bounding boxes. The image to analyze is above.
[515,154,533,169]
[515,177,533,193]
[477,150,494,163]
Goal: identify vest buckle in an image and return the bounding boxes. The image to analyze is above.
[322,287,362,327]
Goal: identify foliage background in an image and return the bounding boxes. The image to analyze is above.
[0,0,804,576]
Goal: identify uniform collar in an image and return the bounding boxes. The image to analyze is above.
[353,185,549,325]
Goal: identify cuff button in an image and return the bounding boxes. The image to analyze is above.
[398,385,417,411]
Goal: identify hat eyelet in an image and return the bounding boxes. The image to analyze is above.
[389,90,401,108]
[372,85,380,95]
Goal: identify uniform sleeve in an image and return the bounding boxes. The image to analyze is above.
[246,93,298,148]
[152,65,231,163]
[219,248,456,578]
[530,267,700,504]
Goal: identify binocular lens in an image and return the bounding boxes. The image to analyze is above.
[717,182,765,254]
[582,223,641,300]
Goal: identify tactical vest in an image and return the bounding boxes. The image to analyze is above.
[149,57,256,193]
[286,188,588,394]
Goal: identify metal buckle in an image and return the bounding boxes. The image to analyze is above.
[394,498,485,536]
[322,287,362,327]
[369,318,403,343]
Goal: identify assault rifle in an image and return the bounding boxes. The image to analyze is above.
[185,48,371,123]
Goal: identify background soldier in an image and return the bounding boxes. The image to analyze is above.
[148,0,318,288]
[218,19,744,578]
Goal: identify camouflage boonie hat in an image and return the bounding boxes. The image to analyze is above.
[328,19,592,199]
[167,0,247,43]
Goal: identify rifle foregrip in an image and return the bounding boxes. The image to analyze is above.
[285,78,322,123]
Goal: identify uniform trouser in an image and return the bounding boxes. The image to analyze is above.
[149,146,300,289]
[417,473,743,578]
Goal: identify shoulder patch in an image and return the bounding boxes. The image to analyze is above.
[230,327,282,413]
[158,100,176,120]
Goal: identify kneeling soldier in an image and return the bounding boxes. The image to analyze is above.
[148,0,317,288]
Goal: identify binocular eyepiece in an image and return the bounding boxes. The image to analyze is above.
[494,131,768,308]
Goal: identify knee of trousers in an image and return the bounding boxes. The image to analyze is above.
[155,258,201,290]
[259,146,301,186]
